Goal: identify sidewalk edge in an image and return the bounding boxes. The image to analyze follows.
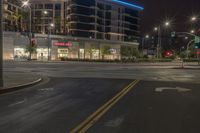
[0,78,42,95]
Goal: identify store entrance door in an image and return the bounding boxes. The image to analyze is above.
[58,48,68,59]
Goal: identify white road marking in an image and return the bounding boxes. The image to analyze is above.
[39,88,54,91]
[155,87,191,92]
[105,117,124,127]
[8,99,27,107]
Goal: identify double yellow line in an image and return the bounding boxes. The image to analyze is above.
[70,79,140,133]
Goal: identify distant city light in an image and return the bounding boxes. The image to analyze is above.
[111,0,144,10]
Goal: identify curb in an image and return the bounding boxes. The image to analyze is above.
[0,78,42,95]
[172,67,200,70]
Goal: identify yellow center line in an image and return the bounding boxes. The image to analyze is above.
[70,79,140,133]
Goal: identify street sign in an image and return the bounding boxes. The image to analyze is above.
[171,32,176,37]
[194,36,200,49]
[195,36,200,43]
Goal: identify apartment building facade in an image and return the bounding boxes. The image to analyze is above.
[3,0,144,60]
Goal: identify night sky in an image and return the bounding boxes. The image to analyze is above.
[138,0,200,34]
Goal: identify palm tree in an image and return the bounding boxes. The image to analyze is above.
[8,12,22,31]
[101,45,111,59]
[25,43,37,60]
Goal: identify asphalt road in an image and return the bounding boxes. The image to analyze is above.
[0,61,200,133]
[3,61,200,83]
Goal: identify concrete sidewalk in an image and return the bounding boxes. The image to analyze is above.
[0,71,42,94]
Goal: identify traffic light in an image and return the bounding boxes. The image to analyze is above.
[31,38,37,47]
[171,32,176,37]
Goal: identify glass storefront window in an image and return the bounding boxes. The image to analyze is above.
[37,48,48,60]
[14,48,29,59]
[79,49,85,59]
[58,48,68,58]
[92,49,100,59]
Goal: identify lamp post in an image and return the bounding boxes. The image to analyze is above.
[154,21,171,58]
[0,0,3,87]
[22,0,32,48]
[48,23,54,61]
[141,35,149,56]
[154,26,161,58]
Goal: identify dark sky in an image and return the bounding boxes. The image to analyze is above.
[138,0,200,34]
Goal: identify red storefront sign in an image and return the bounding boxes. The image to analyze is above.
[54,42,73,47]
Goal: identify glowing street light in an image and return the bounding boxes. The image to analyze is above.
[191,16,197,21]
[145,34,149,39]
[154,27,158,31]
[43,10,48,15]
[164,21,170,27]
[190,30,195,34]
[22,0,30,7]
[50,23,54,27]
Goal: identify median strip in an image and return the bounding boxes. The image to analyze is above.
[70,79,140,133]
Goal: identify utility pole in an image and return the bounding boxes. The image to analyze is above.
[0,0,3,87]
[156,26,161,58]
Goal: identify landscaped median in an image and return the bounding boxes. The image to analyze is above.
[0,72,42,94]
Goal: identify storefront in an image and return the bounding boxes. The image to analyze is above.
[3,32,139,61]
[14,47,29,60]
[37,48,48,60]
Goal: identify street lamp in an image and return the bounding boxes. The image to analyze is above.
[141,34,150,55]
[154,27,158,31]
[47,23,54,61]
[145,34,149,39]
[22,0,32,48]
[165,21,170,27]
[154,20,171,58]
[190,30,195,34]
[191,16,197,21]
[43,10,48,15]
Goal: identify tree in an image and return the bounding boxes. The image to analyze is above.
[87,44,97,59]
[25,42,37,60]
[101,45,111,59]
[121,46,139,59]
[8,12,22,31]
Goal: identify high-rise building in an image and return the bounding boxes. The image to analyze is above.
[3,0,24,31]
